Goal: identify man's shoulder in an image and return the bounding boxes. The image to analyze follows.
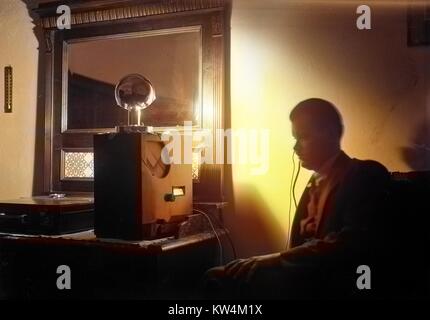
[349,158,390,181]
[352,158,388,172]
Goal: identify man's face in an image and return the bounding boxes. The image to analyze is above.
[291,115,339,171]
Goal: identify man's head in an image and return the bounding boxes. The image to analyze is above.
[290,98,343,171]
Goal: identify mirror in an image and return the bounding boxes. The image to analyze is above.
[65,27,202,131]
[34,0,229,199]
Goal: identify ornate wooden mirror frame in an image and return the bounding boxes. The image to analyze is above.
[33,0,230,201]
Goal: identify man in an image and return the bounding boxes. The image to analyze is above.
[204,98,390,299]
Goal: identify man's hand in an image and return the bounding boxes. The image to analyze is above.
[224,253,282,280]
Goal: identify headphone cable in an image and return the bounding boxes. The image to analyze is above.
[286,151,301,249]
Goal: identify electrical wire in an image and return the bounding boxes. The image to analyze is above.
[192,208,226,266]
[204,211,238,261]
[286,150,301,249]
[292,154,301,210]
[286,150,296,249]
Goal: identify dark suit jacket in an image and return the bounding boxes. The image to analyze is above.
[203,151,391,299]
[283,151,390,266]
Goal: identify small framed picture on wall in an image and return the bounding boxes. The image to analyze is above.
[407,5,430,46]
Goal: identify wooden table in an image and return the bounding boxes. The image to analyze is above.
[0,230,222,299]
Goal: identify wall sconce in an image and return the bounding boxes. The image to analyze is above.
[4,66,12,113]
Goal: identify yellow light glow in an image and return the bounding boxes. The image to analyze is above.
[192,151,201,181]
[230,0,419,251]
[230,27,312,245]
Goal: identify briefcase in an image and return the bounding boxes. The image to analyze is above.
[0,196,94,235]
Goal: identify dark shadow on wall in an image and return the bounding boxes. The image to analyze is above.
[21,0,46,195]
[401,121,430,171]
[224,184,286,259]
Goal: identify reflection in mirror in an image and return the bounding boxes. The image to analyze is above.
[115,73,156,127]
[65,27,201,131]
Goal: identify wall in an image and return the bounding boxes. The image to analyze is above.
[0,0,38,199]
[226,0,430,257]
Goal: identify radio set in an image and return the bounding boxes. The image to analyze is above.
[93,130,192,240]
[93,74,192,240]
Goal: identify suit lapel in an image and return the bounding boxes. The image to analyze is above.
[289,182,311,248]
[290,151,353,247]
[315,152,352,234]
